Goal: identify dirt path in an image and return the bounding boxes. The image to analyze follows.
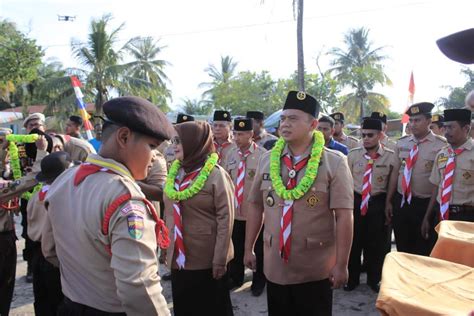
[9,216,379,315]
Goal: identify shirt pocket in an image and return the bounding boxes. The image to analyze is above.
[352,161,366,177]
[457,159,474,185]
[305,182,329,210]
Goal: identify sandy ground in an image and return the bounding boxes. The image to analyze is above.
[9,216,380,316]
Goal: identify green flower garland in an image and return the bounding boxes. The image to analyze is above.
[164,153,219,201]
[270,131,325,200]
[6,134,42,200]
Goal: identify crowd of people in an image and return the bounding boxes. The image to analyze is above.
[0,28,473,316]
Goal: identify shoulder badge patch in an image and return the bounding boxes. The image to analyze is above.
[127,215,144,239]
[121,201,146,216]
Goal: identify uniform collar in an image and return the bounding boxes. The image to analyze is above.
[454,137,473,151]
[364,145,385,156]
[410,131,435,144]
[85,154,133,180]
[282,140,313,158]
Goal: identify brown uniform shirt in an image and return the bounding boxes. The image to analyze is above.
[429,138,474,206]
[248,145,354,285]
[27,188,49,242]
[43,154,170,315]
[64,137,96,162]
[214,137,235,164]
[335,133,359,150]
[222,142,266,220]
[164,165,235,270]
[393,132,447,198]
[141,151,167,217]
[255,131,278,148]
[347,145,395,195]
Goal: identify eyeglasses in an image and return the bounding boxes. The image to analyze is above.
[361,133,375,138]
[171,137,181,145]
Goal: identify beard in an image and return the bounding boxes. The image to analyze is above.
[364,144,379,151]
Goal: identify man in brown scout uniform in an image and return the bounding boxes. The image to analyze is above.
[244,91,354,316]
[212,110,234,163]
[430,114,446,137]
[52,133,96,162]
[421,109,474,240]
[42,96,172,315]
[28,152,72,315]
[346,118,395,293]
[369,112,397,150]
[386,102,447,256]
[223,118,267,296]
[330,112,359,150]
[246,111,277,149]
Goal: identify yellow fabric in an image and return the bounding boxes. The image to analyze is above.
[431,220,474,267]
[376,252,474,316]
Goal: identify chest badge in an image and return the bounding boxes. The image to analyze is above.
[306,195,319,208]
[248,170,255,178]
[266,192,275,207]
[463,172,471,180]
[425,161,434,170]
[377,176,384,183]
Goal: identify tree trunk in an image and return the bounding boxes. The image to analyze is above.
[296,0,305,91]
[359,96,365,121]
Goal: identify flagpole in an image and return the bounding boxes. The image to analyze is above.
[70,76,94,140]
[402,71,415,136]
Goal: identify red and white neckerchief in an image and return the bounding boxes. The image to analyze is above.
[172,168,201,269]
[360,152,380,216]
[213,139,232,163]
[38,185,50,202]
[401,139,427,207]
[280,154,310,263]
[234,143,255,212]
[74,162,119,186]
[439,147,465,220]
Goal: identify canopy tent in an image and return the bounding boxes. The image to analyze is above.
[0,112,23,124]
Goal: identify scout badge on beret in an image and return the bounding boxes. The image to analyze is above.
[406,102,434,117]
[213,110,232,122]
[234,118,253,131]
[283,91,320,117]
[176,113,195,124]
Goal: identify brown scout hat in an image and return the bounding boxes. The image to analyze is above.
[102,96,174,141]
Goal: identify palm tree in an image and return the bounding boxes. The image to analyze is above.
[180,98,212,115]
[329,27,391,121]
[200,55,238,100]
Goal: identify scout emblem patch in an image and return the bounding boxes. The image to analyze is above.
[248,169,255,178]
[127,215,144,239]
[463,172,471,180]
[306,195,319,208]
[121,201,146,216]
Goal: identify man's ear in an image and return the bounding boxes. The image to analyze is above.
[116,127,132,149]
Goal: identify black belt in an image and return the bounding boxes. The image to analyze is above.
[354,192,386,201]
[449,205,474,214]
[0,230,15,236]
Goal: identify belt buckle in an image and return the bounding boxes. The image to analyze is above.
[450,205,461,213]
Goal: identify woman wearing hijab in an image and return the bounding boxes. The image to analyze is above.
[164,121,235,316]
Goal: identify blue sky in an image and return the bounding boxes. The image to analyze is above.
[1,0,473,113]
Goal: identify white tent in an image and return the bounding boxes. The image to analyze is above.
[0,112,23,124]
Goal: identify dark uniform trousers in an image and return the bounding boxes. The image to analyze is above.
[228,220,266,289]
[266,279,332,316]
[448,206,474,222]
[20,199,34,269]
[0,231,16,316]
[171,269,233,316]
[348,193,389,287]
[392,193,437,256]
[31,241,63,316]
[57,297,126,316]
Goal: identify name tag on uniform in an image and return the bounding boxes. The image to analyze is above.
[438,155,448,164]
[375,165,387,168]
[263,173,270,180]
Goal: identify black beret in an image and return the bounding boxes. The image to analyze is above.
[246,111,265,121]
[406,102,434,117]
[431,114,444,123]
[329,112,344,122]
[370,111,387,124]
[362,118,382,131]
[36,151,72,182]
[444,109,472,123]
[176,113,195,124]
[234,118,253,131]
[69,115,83,126]
[102,96,173,141]
[437,28,474,64]
[283,91,319,117]
[213,110,232,122]
[25,128,54,160]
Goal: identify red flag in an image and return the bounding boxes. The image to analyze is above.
[402,72,415,124]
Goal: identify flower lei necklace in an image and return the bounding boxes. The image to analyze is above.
[164,153,219,201]
[270,131,325,200]
[6,134,42,200]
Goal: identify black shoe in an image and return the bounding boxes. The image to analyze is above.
[368,283,380,293]
[251,285,265,297]
[343,283,359,291]
[161,272,171,281]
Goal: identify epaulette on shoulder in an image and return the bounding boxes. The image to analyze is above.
[348,147,363,153]
[434,134,447,142]
[324,146,345,158]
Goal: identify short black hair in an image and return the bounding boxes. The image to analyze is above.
[69,115,83,127]
[318,116,335,128]
[432,121,444,128]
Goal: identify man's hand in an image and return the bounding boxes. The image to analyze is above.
[35,135,48,151]
[212,264,226,280]
[244,251,257,272]
[421,216,431,240]
[329,263,348,289]
[384,202,393,225]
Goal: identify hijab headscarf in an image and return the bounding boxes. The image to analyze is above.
[174,121,216,173]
